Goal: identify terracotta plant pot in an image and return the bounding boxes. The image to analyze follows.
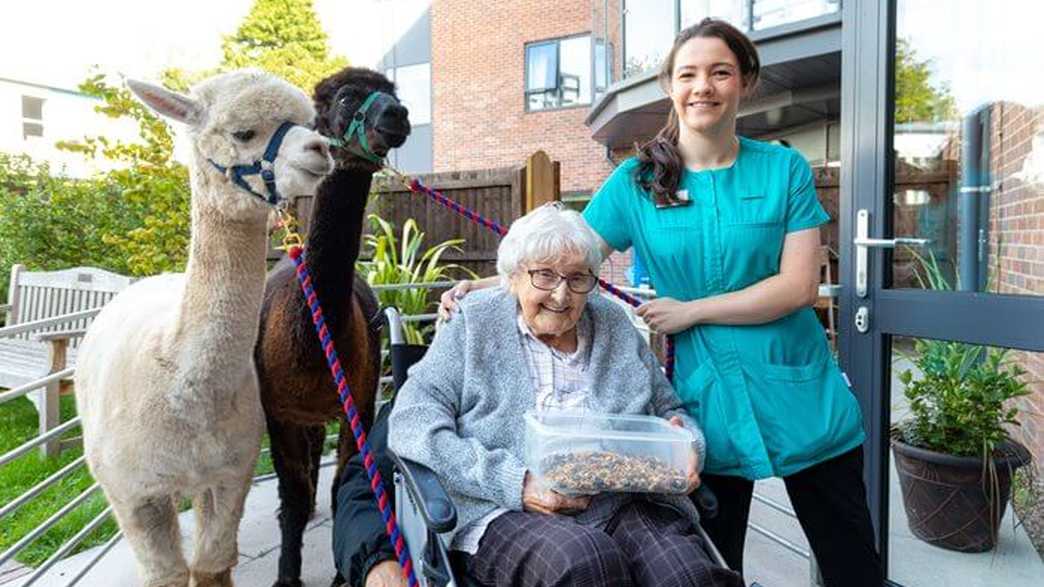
[891,436,1030,552]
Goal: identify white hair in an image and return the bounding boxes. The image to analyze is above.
[496,202,604,282]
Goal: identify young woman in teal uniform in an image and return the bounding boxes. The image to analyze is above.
[581,19,882,586]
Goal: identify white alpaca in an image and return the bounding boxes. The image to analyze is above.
[74,71,333,587]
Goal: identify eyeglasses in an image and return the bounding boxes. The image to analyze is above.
[527,268,598,294]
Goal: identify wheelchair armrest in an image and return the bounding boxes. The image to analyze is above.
[693,484,719,519]
[389,449,458,534]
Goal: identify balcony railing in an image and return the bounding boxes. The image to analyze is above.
[602,0,841,81]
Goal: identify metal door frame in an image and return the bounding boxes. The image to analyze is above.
[838,0,1044,577]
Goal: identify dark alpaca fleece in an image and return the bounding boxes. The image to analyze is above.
[254,168,382,587]
[254,66,402,587]
[256,167,380,423]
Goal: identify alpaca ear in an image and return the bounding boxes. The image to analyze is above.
[126,79,203,126]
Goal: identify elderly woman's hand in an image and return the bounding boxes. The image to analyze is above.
[523,472,591,515]
[364,560,408,587]
[636,298,698,335]
[669,416,702,493]
[437,280,473,322]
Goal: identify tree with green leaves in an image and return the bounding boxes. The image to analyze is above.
[0,70,192,296]
[0,154,139,303]
[56,73,192,277]
[166,0,348,92]
[895,38,959,124]
[1,0,351,290]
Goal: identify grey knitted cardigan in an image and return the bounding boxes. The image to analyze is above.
[387,287,707,542]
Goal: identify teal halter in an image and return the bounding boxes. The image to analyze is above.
[329,91,384,163]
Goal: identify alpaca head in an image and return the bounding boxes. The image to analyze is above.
[313,67,411,171]
[127,70,334,220]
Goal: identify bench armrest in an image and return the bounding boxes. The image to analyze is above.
[388,449,458,534]
[33,329,87,343]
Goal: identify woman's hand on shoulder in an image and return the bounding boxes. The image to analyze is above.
[437,280,473,322]
[668,416,701,493]
[437,276,501,322]
[522,472,591,515]
[636,298,699,335]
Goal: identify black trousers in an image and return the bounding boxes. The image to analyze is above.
[697,446,883,587]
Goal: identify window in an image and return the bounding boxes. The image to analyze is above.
[623,1,842,79]
[623,0,675,78]
[594,38,614,98]
[680,1,750,31]
[22,95,44,140]
[525,35,592,111]
[386,62,431,126]
[753,0,840,31]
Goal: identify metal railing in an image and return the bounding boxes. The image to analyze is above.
[0,279,454,585]
[0,305,107,587]
[0,306,101,460]
[0,278,837,584]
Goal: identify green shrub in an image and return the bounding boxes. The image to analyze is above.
[896,249,1030,458]
[358,213,475,344]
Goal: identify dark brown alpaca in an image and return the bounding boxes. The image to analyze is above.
[255,67,410,587]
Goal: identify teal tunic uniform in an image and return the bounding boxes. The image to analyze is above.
[584,137,865,479]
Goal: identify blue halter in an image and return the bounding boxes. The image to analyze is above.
[208,121,298,206]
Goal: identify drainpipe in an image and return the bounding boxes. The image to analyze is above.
[977,107,992,291]
[959,106,991,292]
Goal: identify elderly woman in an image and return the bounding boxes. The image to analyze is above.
[388,204,743,587]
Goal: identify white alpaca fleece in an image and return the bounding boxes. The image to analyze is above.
[74,70,331,587]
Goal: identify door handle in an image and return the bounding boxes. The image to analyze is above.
[854,209,929,298]
[853,237,930,248]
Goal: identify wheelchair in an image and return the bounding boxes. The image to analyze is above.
[380,307,740,587]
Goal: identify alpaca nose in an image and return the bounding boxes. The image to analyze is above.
[376,103,411,148]
[304,138,330,159]
[383,102,409,122]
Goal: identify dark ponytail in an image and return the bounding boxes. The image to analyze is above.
[635,18,760,205]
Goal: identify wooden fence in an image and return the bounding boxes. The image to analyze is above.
[271,151,560,279]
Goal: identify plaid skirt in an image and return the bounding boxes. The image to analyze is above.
[453,498,743,587]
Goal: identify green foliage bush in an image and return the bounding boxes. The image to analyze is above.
[0,0,348,304]
[896,250,1030,457]
[358,213,475,344]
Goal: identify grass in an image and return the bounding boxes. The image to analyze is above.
[0,394,117,567]
[0,393,344,568]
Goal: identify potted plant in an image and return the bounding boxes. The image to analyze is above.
[358,212,474,344]
[892,254,1032,552]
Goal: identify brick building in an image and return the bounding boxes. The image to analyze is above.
[379,0,842,198]
[986,103,1044,464]
[377,1,843,283]
[379,0,622,202]
[890,103,1044,464]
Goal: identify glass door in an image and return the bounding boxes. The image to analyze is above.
[839,0,1044,581]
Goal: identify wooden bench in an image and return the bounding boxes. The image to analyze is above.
[0,264,133,455]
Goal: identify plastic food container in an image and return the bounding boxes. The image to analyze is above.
[524,410,695,495]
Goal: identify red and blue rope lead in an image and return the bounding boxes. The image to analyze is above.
[283,173,675,587]
[288,246,418,587]
[406,178,676,382]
